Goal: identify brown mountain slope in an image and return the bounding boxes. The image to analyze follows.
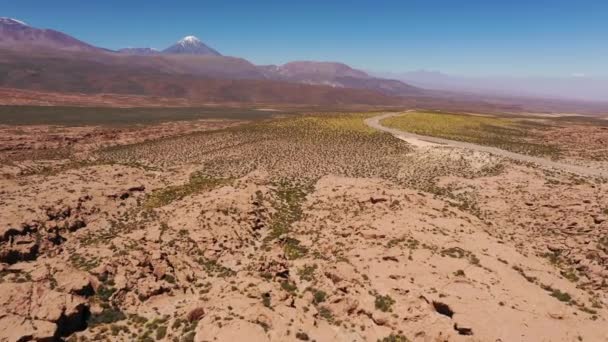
[0,48,266,80]
[0,19,424,99]
[0,17,105,53]
[261,61,423,96]
[0,50,402,106]
[277,61,370,79]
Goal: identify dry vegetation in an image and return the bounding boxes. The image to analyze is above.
[382,111,608,172]
[1,109,608,341]
[98,114,414,181]
[381,111,561,157]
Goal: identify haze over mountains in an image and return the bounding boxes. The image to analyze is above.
[0,17,434,106]
[117,47,160,55]
[0,17,605,108]
[377,70,608,103]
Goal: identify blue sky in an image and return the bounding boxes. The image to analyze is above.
[2,0,607,77]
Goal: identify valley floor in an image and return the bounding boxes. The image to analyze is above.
[1,110,607,341]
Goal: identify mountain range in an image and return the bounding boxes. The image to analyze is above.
[0,17,429,106]
[375,70,608,103]
[0,17,604,110]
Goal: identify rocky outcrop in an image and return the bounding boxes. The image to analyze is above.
[0,282,90,341]
[0,229,40,264]
[1,196,95,264]
[55,269,96,297]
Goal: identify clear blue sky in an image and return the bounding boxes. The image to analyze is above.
[2,0,607,77]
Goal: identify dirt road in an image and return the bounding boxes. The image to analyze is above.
[366,112,608,178]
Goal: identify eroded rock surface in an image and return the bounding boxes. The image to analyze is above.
[1,114,607,341]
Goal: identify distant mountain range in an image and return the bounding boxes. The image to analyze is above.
[374,70,608,103]
[0,17,424,104]
[259,62,421,96]
[0,17,604,110]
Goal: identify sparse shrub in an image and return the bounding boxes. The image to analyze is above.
[298,264,317,281]
[512,265,537,283]
[181,331,195,342]
[318,306,333,322]
[281,281,298,294]
[156,325,167,340]
[88,308,127,327]
[441,247,481,266]
[312,289,327,304]
[378,334,410,342]
[561,269,579,282]
[284,237,308,260]
[296,331,310,341]
[375,294,395,312]
[549,288,572,302]
[164,274,176,284]
[195,256,236,277]
[262,293,271,308]
[144,172,230,208]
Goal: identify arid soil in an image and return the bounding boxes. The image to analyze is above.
[0,88,198,107]
[0,119,245,165]
[537,124,608,172]
[1,112,607,342]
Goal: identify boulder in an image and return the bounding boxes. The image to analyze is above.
[0,282,32,316]
[0,315,57,342]
[55,269,94,296]
[0,234,40,264]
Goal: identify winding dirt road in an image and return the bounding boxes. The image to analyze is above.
[366,112,608,178]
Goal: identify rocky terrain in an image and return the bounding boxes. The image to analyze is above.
[1,111,608,341]
[0,118,245,164]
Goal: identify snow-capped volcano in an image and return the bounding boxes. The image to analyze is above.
[162,35,221,56]
[180,36,200,44]
[0,17,29,26]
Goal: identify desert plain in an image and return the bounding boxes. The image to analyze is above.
[1,106,608,342]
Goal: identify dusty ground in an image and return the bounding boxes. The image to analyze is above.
[537,124,608,172]
[0,119,245,166]
[1,112,607,342]
[370,112,607,178]
[379,111,608,174]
